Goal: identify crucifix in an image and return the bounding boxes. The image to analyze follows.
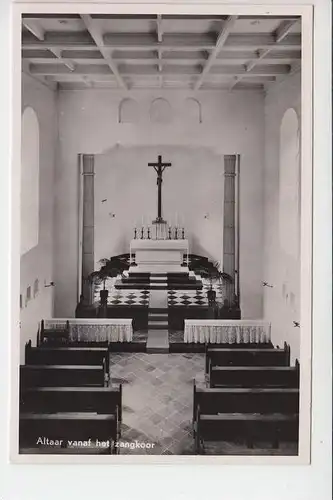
[148,154,172,223]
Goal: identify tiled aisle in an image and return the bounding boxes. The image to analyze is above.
[110,352,205,455]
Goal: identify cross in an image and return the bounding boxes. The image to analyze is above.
[148,155,172,223]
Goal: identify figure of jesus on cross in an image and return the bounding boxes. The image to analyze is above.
[148,155,172,223]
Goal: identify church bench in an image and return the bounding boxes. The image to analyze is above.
[194,410,299,454]
[38,320,70,346]
[193,381,299,426]
[20,385,122,422]
[209,362,300,388]
[19,413,119,454]
[20,364,107,390]
[205,342,290,373]
[25,341,109,373]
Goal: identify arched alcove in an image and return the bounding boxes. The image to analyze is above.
[21,106,40,255]
[150,98,173,124]
[279,108,300,260]
[183,97,202,123]
[118,98,139,123]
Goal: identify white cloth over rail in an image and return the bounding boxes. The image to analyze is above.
[184,320,271,344]
[43,318,133,342]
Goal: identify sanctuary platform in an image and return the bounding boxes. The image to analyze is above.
[115,271,203,290]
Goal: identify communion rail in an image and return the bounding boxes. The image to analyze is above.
[184,320,271,344]
[38,318,133,345]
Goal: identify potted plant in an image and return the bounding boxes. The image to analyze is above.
[88,255,130,304]
[189,259,233,305]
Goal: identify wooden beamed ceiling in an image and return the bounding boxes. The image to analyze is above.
[21,13,302,91]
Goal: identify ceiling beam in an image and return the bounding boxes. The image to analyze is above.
[22,19,45,41]
[22,13,300,22]
[22,19,75,72]
[229,19,299,91]
[275,20,298,43]
[194,15,238,90]
[22,51,301,66]
[80,14,127,89]
[22,60,57,90]
[157,14,163,86]
[22,32,301,52]
[29,62,289,77]
[48,48,75,72]
[157,14,163,44]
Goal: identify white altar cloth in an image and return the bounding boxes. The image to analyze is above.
[130,239,189,273]
[184,320,271,344]
[43,318,133,343]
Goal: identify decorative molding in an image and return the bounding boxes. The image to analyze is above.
[118,98,139,124]
[150,98,172,124]
[183,97,202,123]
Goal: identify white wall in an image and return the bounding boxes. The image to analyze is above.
[94,145,225,265]
[20,74,57,363]
[263,73,301,363]
[54,89,265,318]
[21,107,39,255]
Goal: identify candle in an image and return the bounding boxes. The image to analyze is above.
[141,216,144,226]
[175,212,179,227]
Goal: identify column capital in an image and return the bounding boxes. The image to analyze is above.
[82,153,95,174]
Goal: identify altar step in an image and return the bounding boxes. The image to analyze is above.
[146,329,169,354]
[148,312,168,321]
[115,281,203,290]
[148,321,169,329]
[148,308,167,315]
[115,283,203,290]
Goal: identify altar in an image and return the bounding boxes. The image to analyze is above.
[130,238,189,274]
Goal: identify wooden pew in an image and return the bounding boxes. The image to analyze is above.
[205,342,290,373]
[20,385,122,422]
[39,320,70,346]
[20,364,106,390]
[209,361,300,388]
[19,413,119,454]
[195,410,299,454]
[25,341,109,373]
[193,381,299,427]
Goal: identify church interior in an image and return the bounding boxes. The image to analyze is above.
[19,13,302,455]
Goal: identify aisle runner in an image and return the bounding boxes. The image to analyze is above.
[149,289,168,309]
[147,290,169,353]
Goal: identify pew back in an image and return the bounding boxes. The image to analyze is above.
[25,343,109,373]
[20,365,106,389]
[195,411,299,454]
[193,383,299,423]
[19,413,118,454]
[209,365,299,388]
[20,386,122,421]
[205,345,290,373]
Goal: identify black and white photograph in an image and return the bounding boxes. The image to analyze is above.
[15,6,314,461]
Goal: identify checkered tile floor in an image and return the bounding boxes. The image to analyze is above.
[94,276,224,307]
[94,281,150,306]
[168,283,224,307]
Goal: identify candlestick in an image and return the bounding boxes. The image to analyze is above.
[168,226,171,240]
[134,227,137,239]
[174,227,178,240]
[141,227,144,239]
[147,226,151,239]
[182,228,185,239]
